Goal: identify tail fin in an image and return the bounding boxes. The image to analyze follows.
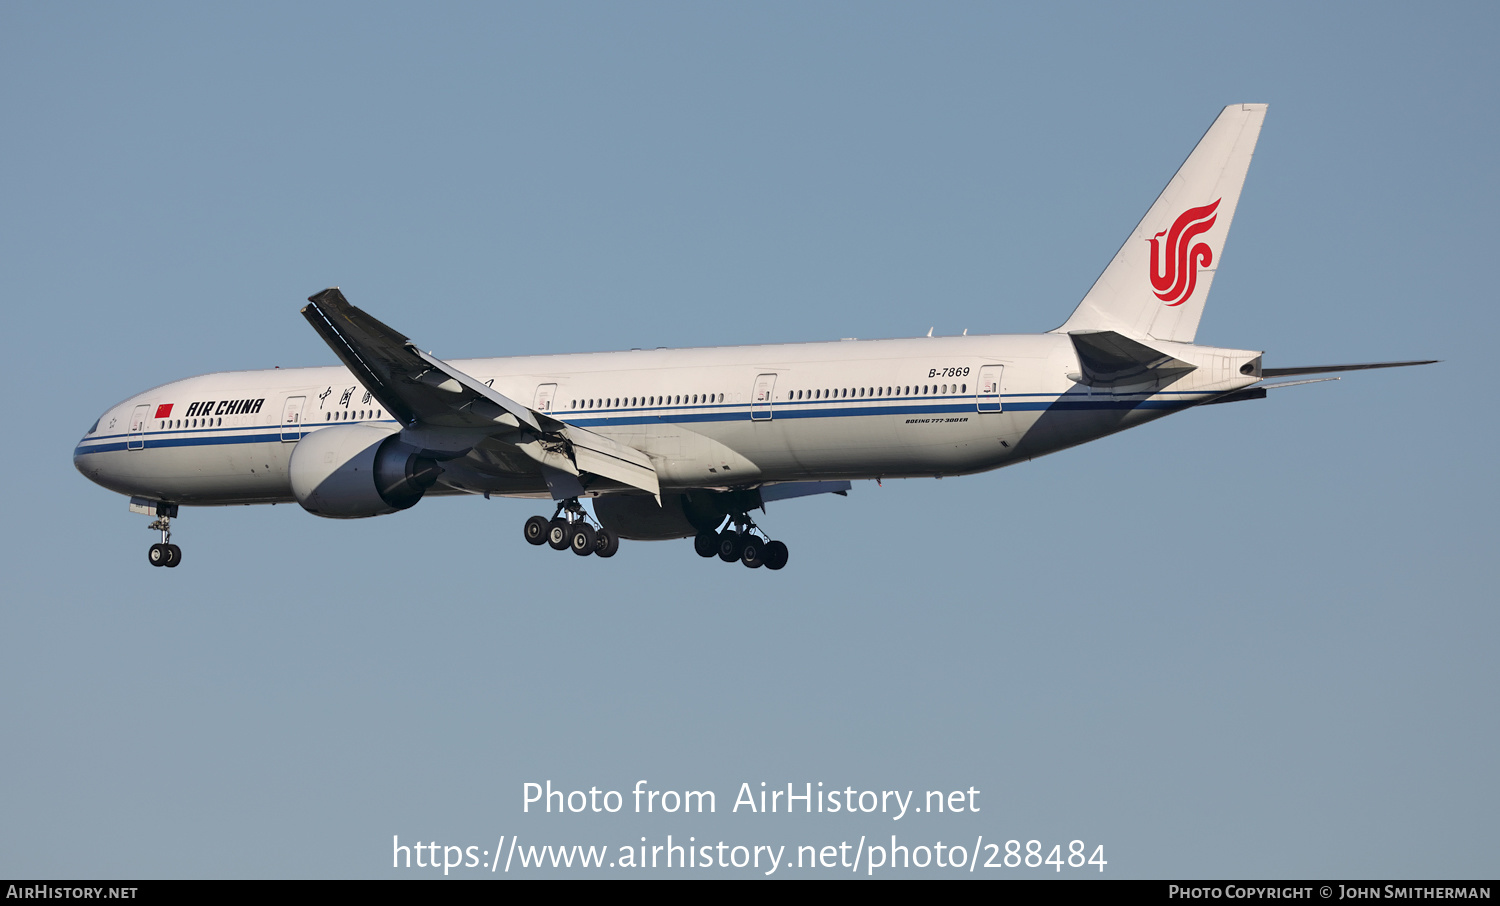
[1054,103,1267,344]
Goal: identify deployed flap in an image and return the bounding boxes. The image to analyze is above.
[567,427,661,502]
[1068,330,1197,387]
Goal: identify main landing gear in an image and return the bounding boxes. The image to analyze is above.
[147,515,181,568]
[695,513,788,570]
[522,498,619,559]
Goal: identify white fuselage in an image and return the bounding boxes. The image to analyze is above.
[73,331,1262,507]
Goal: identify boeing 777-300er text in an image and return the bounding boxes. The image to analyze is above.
[74,104,1432,570]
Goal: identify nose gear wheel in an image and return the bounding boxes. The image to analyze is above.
[145,514,182,568]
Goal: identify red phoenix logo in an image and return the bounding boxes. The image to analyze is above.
[1148,198,1220,306]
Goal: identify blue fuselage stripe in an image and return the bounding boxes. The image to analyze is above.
[75,394,1202,456]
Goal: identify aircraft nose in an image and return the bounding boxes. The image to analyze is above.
[74,415,108,484]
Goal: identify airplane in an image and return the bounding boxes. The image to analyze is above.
[73,103,1433,570]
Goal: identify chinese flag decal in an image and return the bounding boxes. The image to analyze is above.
[154,404,174,419]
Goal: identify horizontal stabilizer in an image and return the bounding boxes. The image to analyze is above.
[1202,377,1339,406]
[1068,330,1196,387]
[1262,360,1437,378]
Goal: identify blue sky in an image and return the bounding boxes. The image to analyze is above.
[3,2,1494,878]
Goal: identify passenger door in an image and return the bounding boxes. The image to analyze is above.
[751,374,777,420]
[533,383,557,413]
[976,365,1004,413]
[127,404,150,450]
[281,396,306,442]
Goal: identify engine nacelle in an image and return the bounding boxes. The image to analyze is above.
[594,490,759,540]
[288,424,442,519]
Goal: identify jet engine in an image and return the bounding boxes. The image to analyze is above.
[288,424,442,519]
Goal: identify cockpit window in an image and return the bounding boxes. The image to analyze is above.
[87,418,99,435]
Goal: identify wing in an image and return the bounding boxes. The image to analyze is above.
[301,288,660,501]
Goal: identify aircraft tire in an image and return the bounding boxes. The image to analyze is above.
[717,531,746,563]
[741,537,765,569]
[164,544,182,568]
[570,523,597,556]
[148,543,166,567]
[523,515,550,546]
[547,519,570,550]
[694,531,718,558]
[595,529,619,559]
[764,540,789,571]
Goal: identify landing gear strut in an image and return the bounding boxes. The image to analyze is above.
[696,512,788,570]
[522,498,618,558]
[147,515,181,568]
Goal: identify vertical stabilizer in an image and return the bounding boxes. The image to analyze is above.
[1054,104,1266,344]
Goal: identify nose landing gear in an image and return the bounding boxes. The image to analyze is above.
[146,515,181,568]
[522,498,619,558]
